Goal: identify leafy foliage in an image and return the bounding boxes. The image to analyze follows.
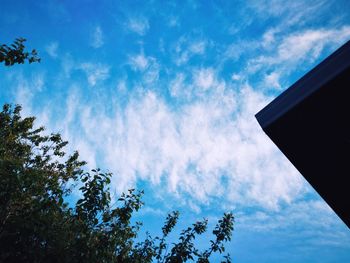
[0,38,40,66]
[0,105,234,262]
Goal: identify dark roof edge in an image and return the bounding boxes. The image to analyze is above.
[256,40,350,129]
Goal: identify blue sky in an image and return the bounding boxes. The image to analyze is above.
[1,0,350,262]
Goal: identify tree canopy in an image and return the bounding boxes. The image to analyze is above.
[0,104,234,262]
[0,38,40,66]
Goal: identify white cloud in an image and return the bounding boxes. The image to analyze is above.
[128,52,160,84]
[116,80,127,93]
[125,86,300,209]
[13,66,304,211]
[45,42,59,58]
[127,17,149,35]
[240,25,350,85]
[17,27,344,217]
[168,16,179,27]
[249,0,329,27]
[264,71,281,89]
[189,40,206,54]
[10,42,311,217]
[60,54,74,78]
[50,77,304,211]
[15,66,303,211]
[173,37,207,65]
[75,139,97,170]
[253,26,350,68]
[238,200,337,231]
[193,68,215,90]
[17,15,350,218]
[80,62,110,86]
[223,40,258,62]
[262,28,277,48]
[170,73,186,97]
[143,59,160,84]
[237,198,350,248]
[91,26,104,48]
[129,53,149,71]
[231,73,241,81]
[12,73,51,131]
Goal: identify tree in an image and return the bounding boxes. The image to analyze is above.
[0,104,234,262]
[0,38,40,66]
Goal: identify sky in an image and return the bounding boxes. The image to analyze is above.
[1,0,350,262]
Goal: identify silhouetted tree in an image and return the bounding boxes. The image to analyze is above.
[0,38,40,66]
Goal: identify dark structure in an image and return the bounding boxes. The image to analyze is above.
[255,40,350,228]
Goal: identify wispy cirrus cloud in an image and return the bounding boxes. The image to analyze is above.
[128,52,160,84]
[9,38,310,212]
[45,42,59,58]
[127,16,150,35]
[272,26,350,64]
[168,16,179,27]
[226,25,350,92]
[172,36,208,65]
[128,52,149,71]
[248,0,329,27]
[238,199,343,232]
[193,67,216,91]
[90,26,104,48]
[263,71,281,89]
[10,13,350,219]
[250,26,350,72]
[11,65,304,212]
[79,62,110,86]
[40,73,303,211]
[169,73,186,98]
[235,198,350,253]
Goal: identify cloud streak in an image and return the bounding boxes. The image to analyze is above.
[45,42,59,58]
[33,71,304,211]
[248,26,350,74]
[79,62,110,86]
[127,17,150,35]
[91,26,104,48]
